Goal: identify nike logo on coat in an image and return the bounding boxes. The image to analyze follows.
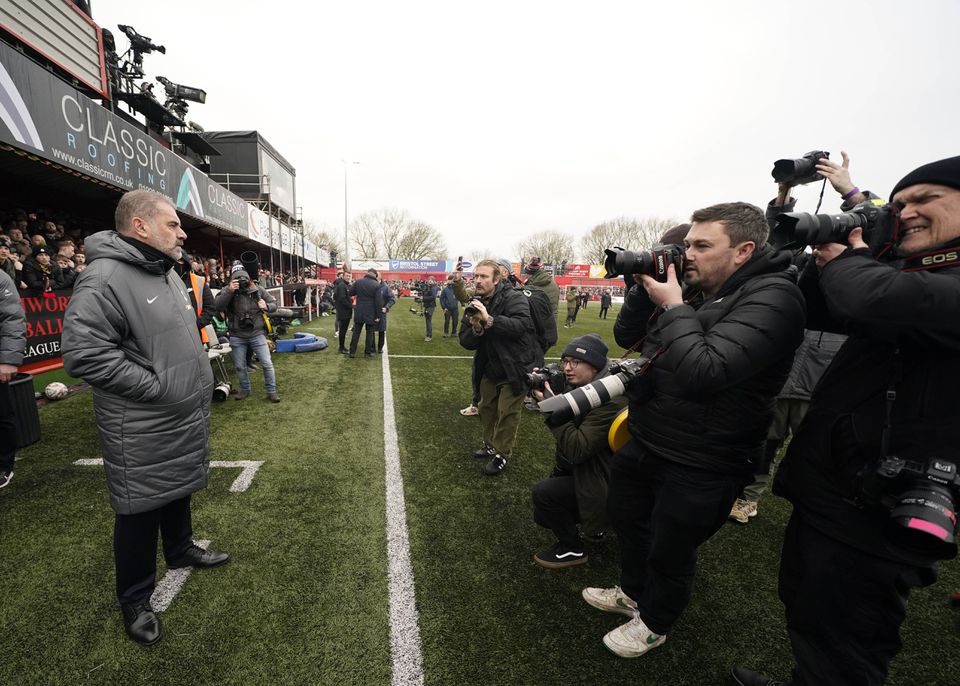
[147,296,159,304]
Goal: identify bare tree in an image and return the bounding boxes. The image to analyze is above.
[303,221,342,256]
[397,221,447,260]
[515,230,575,268]
[350,208,447,260]
[579,216,680,264]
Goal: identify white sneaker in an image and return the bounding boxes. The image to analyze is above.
[728,498,759,524]
[459,404,479,417]
[581,585,637,617]
[603,613,667,658]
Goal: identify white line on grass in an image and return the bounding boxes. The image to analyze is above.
[151,539,210,612]
[381,342,425,686]
[74,459,263,492]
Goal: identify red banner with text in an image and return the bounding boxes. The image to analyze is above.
[19,289,71,374]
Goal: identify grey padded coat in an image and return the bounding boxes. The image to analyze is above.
[62,231,213,514]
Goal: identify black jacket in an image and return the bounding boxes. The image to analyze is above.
[213,282,278,339]
[349,275,383,325]
[333,277,353,319]
[21,257,65,293]
[459,279,538,394]
[774,240,960,566]
[614,245,806,474]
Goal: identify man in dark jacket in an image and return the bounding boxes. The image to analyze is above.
[735,157,960,686]
[332,270,353,353]
[214,262,280,402]
[524,256,560,317]
[374,276,396,352]
[348,269,383,358]
[421,275,439,341]
[21,245,64,293]
[62,190,228,646]
[459,259,538,475]
[599,290,612,319]
[439,275,459,337]
[0,268,26,489]
[531,334,627,568]
[583,202,805,658]
[175,252,216,344]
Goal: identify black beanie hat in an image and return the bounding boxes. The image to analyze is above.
[890,155,960,200]
[562,333,608,371]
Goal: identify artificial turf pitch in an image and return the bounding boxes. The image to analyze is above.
[1,299,957,685]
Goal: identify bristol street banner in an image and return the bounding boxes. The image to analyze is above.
[0,40,249,237]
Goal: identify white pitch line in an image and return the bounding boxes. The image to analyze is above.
[151,539,210,612]
[74,459,263,493]
[381,342,425,686]
[388,354,474,359]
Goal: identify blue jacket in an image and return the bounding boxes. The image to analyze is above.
[374,282,396,332]
[439,284,458,310]
[349,274,383,325]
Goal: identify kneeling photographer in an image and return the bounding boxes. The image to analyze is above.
[213,262,280,403]
[734,157,960,686]
[530,334,627,570]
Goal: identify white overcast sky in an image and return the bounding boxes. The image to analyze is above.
[90,0,959,261]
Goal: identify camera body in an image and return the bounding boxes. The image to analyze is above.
[770,200,901,257]
[772,150,830,186]
[526,363,565,392]
[536,356,650,424]
[604,245,685,283]
[237,312,255,331]
[860,455,960,559]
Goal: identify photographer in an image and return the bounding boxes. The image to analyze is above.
[734,158,960,686]
[530,334,627,569]
[584,203,805,658]
[420,275,439,341]
[458,259,537,476]
[213,263,280,403]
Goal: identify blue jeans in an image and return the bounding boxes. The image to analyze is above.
[229,334,277,393]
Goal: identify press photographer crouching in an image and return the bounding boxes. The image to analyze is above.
[213,262,280,403]
[734,157,960,686]
[584,205,806,659]
[530,334,628,569]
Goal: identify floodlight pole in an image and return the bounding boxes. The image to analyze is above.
[341,159,359,267]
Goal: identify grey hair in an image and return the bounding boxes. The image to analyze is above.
[114,190,174,234]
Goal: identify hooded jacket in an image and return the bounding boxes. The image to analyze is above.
[61,231,214,515]
[0,269,26,367]
[614,245,806,474]
[525,269,560,316]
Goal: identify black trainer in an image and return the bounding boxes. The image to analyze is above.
[473,445,496,460]
[167,544,230,569]
[482,453,507,476]
[731,667,792,686]
[533,542,588,569]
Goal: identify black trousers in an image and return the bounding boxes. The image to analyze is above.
[599,306,609,319]
[607,442,745,635]
[443,307,459,335]
[532,474,581,549]
[424,306,435,338]
[0,381,15,471]
[114,495,194,606]
[377,331,386,351]
[349,320,376,355]
[336,316,352,350]
[779,513,937,686]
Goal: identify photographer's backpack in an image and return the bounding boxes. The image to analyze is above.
[516,283,558,357]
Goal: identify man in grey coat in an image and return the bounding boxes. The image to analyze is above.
[62,190,229,646]
[0,268,26,489]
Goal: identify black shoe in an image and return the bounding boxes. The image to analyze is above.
[0,468,12,489]
[121,601,162,645]
[338,348,348,354]
[731,667,791,686]
[167,544,230,569]
[533,542,588,569]
[348,353,356,358]
[473,445,496,460]
[267,392,281,404]
[482,453,507,476]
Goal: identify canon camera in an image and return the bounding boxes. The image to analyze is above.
[604,245,685,283]
[769,200,901,258]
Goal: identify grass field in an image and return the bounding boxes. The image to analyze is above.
[1,298,958,685]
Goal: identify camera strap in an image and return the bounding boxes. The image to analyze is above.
[880,347,904,460]
[899,245,960,272]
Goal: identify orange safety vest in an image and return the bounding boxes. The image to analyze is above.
[189,272,209,344]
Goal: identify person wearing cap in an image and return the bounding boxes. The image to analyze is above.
[523,256,560,317]
[584,202,805,660]
[61,190,229,646]
[458,258,538,475]
[734,159,960,686]
[213,262,280,402]
[530,334,627,568]
[347,268,384,357]
[20,244,65,293]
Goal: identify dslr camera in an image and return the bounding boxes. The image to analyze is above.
[771,150,830,186]
[526,363,565,392]
[604,245,685,283]
[237,312,255,331]
[770,199,901,258]
[860,455,960,560]
[536,356,650,424]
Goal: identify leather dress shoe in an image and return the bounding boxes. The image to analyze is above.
[167,544,230,569]
[121,601,162,645]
